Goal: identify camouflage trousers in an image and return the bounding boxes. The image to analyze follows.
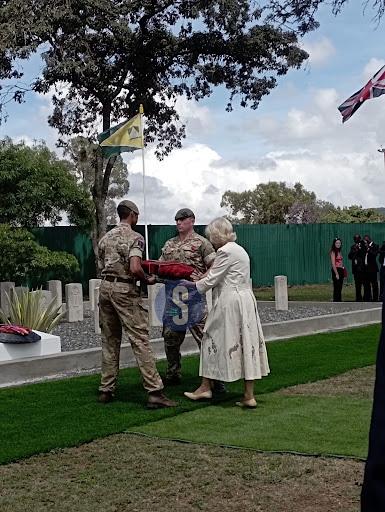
[99,280,163,394]
[162,316,206,380]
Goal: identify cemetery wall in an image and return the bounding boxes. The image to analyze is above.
[31,223,385,287]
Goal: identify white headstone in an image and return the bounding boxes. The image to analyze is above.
[31,290,53,313]
[148,283,165,327]
[89,278,101,311]
[0,330,61,361]
[274,275,288,311]
[40,290,53,311]
[65,283,84,322]
[0,282,15,317]
[13,286,29,299]
[94,286,101,334]
[47,280,63,312]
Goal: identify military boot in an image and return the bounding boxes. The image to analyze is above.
[147,391,178,409]
[98,391,114,403]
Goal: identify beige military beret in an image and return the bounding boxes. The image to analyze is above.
[118,200,139,214]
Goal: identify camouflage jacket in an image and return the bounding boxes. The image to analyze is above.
[159,232,215,273]
[98,224,145,278]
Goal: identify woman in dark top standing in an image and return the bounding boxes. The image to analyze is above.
[330,237,345,302]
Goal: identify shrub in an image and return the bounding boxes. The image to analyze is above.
[0,289,64,332]
[0,224,79,285]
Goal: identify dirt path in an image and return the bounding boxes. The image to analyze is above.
[279,366,375,399]
[0,434,363,512]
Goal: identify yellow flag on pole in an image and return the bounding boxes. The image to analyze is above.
[98,113,144,157]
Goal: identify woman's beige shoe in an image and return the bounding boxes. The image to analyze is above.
[235,398,257,409]
[184,390,212,401]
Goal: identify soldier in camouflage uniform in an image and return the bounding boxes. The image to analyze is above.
[160,208,217,384]
[98,199,176,409]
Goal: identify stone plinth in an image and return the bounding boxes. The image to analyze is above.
[0,330,61,361]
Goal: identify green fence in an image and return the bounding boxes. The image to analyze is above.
[32,223,385,290]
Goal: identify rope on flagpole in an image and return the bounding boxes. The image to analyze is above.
[139,104,149,260]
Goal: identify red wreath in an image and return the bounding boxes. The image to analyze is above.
[0,324,32,336]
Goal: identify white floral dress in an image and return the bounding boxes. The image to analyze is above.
[196,242,270,382]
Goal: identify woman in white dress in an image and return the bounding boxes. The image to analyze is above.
[182,217,270,408]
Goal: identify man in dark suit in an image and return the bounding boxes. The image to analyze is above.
[363,235,379,302]
[361,301,385,510]
[348,234,364,301]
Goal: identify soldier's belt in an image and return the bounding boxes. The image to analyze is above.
[102,276,136,284]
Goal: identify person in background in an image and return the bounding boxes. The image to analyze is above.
[182,217,270,408]
[348,234,364,301]
[361,304,385,510]
[362,234,379,302]
[329,237,345,302]
[378,240,385,301]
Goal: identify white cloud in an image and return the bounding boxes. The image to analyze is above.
[362,57,385,81]
[302,37,336,66]
[121,135,385,225]
[174,96,213,136]
[12,135,35,146]
[119,60,385,224]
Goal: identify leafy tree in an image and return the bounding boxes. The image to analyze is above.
[223,181,385,224]
[0,224,79,286]
[286,199,336,224]
[0,0,383,242]
[0,138,93,229]
[65,136,129,225]
[321,205,385,224]
[221,182,317,224]
[0,0,312,243]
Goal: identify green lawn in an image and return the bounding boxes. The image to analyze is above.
[132,395,371,458]
[0,324,380,464]
[255,283,357,302]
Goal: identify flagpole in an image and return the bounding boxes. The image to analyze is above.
[139,104,149,260]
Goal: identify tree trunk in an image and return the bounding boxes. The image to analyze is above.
[91,103,114,276]
[92,149,108,276]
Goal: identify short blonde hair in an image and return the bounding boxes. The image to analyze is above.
[205,217,237,246]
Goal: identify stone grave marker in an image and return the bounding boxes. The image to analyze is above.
[0,282,15,317]
[89,279,101,311]
[65,283,84,322]
[274,275,288,311]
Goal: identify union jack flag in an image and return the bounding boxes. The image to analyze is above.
[338,65,385,123]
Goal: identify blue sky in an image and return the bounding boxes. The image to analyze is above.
[1,3,385,224]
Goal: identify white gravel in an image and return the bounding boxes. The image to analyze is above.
[53,301,381,352]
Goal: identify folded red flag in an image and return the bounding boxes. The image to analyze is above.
[142,260,160,274]
[142,260,195,280]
